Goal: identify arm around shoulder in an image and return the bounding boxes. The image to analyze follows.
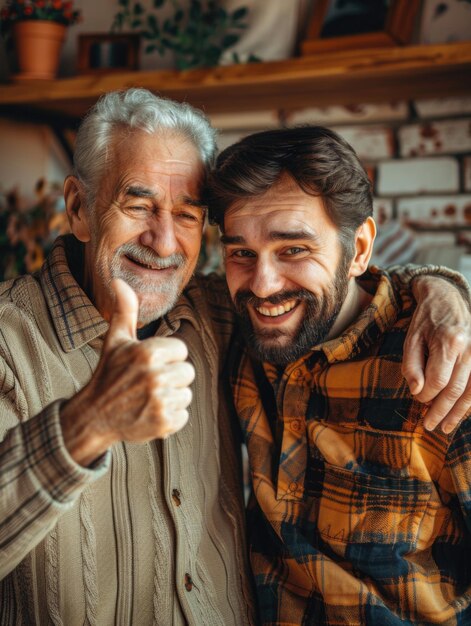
[386,263,471,433]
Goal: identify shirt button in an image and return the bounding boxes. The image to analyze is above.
[291,419,302,432]
[184,573,193,592]
[172,489,181,506]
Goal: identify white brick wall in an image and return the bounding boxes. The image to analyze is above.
[464,156,471,192]
[415,98,471,118]
[377,158,460,195]
[284,102,408,126]
[397,195,471,226]
[334,125,394,161]
[217,100,471,273]
[373,198,394,224]
[398,119,471,157]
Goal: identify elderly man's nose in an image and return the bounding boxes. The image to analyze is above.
[140,217,178,256]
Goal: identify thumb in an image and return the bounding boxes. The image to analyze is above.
[105,278,139,349]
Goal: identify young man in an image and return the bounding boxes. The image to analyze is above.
[208,126,471,625]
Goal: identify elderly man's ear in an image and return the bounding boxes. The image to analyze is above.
[64,176,91,243]
[348,217,376,278]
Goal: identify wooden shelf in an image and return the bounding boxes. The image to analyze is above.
[0,41,470,124]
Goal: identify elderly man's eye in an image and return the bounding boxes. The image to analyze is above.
[176,208,205,224]
[179,212,199,221]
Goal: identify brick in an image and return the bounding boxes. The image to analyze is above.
[464,156,471,192]
[284,102,408,126]
[333,125,395,161]
[413,232,457,248]
[398,119,471,157]
[415,98,471,118]
[210,110,280,131]
[377,158,459,195]
[373,198,394,224]
[365,165,376,188]
[396,194,471,227]
[459,255,471,285]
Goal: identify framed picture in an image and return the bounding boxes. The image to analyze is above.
[301,0,421,55]
[77,33,140,74]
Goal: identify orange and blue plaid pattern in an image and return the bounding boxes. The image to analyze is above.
[229,269,471,625]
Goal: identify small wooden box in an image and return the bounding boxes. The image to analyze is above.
[77,33,140,74]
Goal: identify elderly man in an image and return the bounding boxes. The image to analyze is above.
[0,89,255,625]
[207,126,471,625]
[0,90,469,625]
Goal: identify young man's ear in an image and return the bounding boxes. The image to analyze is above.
[348,217,376,278]
[64,176,91,242]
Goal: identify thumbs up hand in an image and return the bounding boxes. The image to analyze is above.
[60,279,194,466]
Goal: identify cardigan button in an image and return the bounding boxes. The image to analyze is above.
[172,488,182,506]
[184,573,193,592]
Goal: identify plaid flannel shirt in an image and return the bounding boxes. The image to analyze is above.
[229,268,471,626]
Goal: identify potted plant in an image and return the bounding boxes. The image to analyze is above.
[112,0,252,71]
[0,0,81,79]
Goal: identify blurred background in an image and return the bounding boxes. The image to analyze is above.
[0,0,470,280]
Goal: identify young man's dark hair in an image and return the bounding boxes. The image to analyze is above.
[207,126,373,260]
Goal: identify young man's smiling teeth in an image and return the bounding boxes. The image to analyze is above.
[255,300,297,318]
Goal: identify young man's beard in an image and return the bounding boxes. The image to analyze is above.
[233,264,350,366]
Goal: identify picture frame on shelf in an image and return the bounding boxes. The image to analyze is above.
[301,0,421,56]
[77,33,140,74]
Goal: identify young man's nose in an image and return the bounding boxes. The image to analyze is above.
[249,259,284,299]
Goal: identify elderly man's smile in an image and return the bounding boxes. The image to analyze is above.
[123,253,179,272]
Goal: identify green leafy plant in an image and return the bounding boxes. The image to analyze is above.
[111,0,153,33]
[112,0,253,70]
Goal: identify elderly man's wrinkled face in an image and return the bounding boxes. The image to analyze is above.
[80,130,206,325]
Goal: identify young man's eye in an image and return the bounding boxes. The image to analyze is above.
[232,249,256,258]
[284,246,307,256]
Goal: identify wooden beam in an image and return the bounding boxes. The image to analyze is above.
[0,42,470,120]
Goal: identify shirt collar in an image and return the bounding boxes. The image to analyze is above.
[39,235,203,351]
[318,270,400,364]
[39,235,109,352]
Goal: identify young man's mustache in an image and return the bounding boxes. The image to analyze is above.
[234,289,316,311]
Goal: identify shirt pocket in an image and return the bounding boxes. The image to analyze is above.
[317,462,432,557]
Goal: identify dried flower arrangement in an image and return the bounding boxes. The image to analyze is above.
[0,178,70,280]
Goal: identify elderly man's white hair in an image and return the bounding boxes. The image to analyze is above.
[73,88,217,209]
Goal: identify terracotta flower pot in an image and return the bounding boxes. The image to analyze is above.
[12,20,67,80]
